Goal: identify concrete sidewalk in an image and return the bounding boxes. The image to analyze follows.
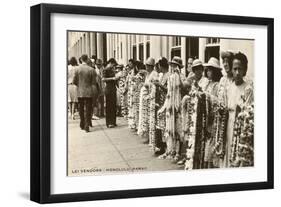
[68,116,183,176]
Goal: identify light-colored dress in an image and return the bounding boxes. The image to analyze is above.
[159,72,182,154]
[224,81,253,167]
[137,70,159,141]
[217,76,233,107]
[68,65,78,102]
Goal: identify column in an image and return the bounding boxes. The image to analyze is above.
[97,32,104,61]
[181,37,186,73]
[106,33,110,60]
[122,34,128,64]
[85,32,90,56]
[150,35,161,59]
[136,35,139,61]
[168,36,173,61]
[198,38,207,62]
[81,34,85,55]
[127,35,131,60]
[90,33,97,58]
[161,36,168,58]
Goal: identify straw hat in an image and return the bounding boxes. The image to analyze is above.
[191,59,203,69]
[169,56,183,68]
[145,57,155,66]
[203,57,221,69]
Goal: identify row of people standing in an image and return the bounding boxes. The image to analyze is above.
[121,51,253,169]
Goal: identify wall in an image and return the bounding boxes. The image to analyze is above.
[0,0,279,207]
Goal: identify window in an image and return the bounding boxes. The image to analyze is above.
[205,46,220,62]
[146,42,150,59]
[133,45,137,60]
[171,47,181,59]
[186,37,199,59]
[139,43,144,63]
[206,38,220,45]
[172,36,181,46]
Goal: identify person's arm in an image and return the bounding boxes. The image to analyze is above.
[102,76,116,82]
[72,69,78,86]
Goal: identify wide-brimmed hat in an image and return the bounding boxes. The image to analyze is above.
[169,56,183,68]
[145,57,155,66]
[203,57,221,69]
[191,59,203,69]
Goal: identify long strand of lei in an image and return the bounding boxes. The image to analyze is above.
[230,104,254,167]
[149,84,158,151]
[184,87,198,170]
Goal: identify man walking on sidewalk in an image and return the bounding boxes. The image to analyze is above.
[73,54,98,132]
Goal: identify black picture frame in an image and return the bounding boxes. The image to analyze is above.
[30,3,274,204]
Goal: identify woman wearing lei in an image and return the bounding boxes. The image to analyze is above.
[202,57,223,168]
[137,57,159,146]
[154,57,170,155]
[224,52,254,168]
[158,56,183,162]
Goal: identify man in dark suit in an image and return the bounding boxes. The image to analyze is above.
[73,54,97,132]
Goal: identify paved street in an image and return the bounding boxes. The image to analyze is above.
[68,115,183,176]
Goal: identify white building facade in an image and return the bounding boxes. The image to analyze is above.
[68,32,254,78]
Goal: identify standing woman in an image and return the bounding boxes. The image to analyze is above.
[158,56,183,161]
[154,57,170,155]
[218,51,234,107]
[102,58,118,128]
[137,57,158,144]
[68,57,78,120]
[202,57,223,168]
[126,59,139,130]
[115,64,128,117]
[225,52,254,168]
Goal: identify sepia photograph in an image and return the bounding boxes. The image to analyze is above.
[67,31,254,176]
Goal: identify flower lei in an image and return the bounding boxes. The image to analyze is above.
[213,104,228,159]
[127,74,136,129]
[230,104,254,167]
[149,84,159,152]
[182,87,198,170]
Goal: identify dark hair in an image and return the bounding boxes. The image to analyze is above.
[157,57,169,69]
[204,66,223,82]
[78,57,82,64]
[128,59,135,65]
[91,55,97,60]
[233,52,248,74]
[135,61,145,70]
[69,57,78,66]
[81,54,88,62]
[107,58,117,65]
